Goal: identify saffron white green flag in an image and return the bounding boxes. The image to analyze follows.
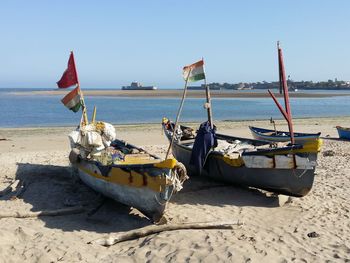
[183,59,205,82]
[61,86,82,112]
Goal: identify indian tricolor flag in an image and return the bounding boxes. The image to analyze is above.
[183,59,206,82]
[61,87,82,112]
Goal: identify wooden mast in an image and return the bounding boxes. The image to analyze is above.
[91,106,97,123]
[204,74,214,129]
[71,51,88,126]
[165,58,214,159]
[278,41,283,95]
[268,42,295,144]
[165,69,192,159]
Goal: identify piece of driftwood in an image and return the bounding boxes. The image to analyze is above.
[89,221,243,246]
[0,180,20,197]
[0,206,85,219]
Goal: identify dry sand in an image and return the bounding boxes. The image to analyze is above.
[0,117,349,262]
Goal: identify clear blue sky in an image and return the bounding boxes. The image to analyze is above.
[1,0,349,89]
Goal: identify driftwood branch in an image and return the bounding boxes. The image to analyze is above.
[0,206,85,219]
[89,221,243,246]
[0,180,20,197]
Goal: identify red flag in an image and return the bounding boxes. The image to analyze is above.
[57,52,79,88]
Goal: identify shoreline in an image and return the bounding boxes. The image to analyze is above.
[0,116,348,131]
[0,116,345,142]
[10,89,350,98]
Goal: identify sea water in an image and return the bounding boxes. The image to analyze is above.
[0,88,350,127]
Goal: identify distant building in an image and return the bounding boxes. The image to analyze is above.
[237,83,252,90]
[122,82,157,90]
[188,83,237,90]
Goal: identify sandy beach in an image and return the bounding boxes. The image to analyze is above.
[11,89,349,98]
[0,117,349,262]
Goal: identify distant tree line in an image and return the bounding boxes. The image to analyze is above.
[188,79,350,90]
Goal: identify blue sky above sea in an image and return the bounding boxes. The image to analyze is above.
[1,1,350,89]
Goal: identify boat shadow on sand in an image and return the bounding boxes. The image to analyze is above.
[5,163,282,233]
[6,163,151,233]
[173,176,284,208]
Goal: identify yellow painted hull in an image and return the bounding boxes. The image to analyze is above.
[76,158,176,222]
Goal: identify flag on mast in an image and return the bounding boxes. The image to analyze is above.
[61,86,82,112]
[183,59,205,82]
[57,52,79,88]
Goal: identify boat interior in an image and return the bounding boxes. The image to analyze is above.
[92,139,160,166]
[163,120,322,157]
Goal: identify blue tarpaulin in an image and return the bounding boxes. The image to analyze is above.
[190,121,217,175]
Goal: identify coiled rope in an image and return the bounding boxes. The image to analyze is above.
[171,162,188,193]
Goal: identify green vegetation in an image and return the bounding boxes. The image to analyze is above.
[189,79,350,90]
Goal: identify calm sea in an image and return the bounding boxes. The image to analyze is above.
[1,88,350,128]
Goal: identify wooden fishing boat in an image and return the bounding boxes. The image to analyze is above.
[249,126,321,143]
[162,45,322,198]
[69,139,186,222]
[162,119,321,197]
[335,126,350,140]
[248,43,321,145]
[57,52,186,223]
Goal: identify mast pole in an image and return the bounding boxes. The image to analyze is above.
[71,51,88,126]
[277,41,283,94]
[204,77,214,129]
[277,42,295,144]
[91,106,97,123]
[165,69,192,159]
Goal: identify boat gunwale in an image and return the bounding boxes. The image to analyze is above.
[336,125,350,132]
[75,138,174,171]
[168,122,273,145]
[87,159,172,170]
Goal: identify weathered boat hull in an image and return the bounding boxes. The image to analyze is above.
[163,123,319,197]
[74,156,175,222]
[249,126,321,144]
[336,126,350,140]
[171,141,316,197]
